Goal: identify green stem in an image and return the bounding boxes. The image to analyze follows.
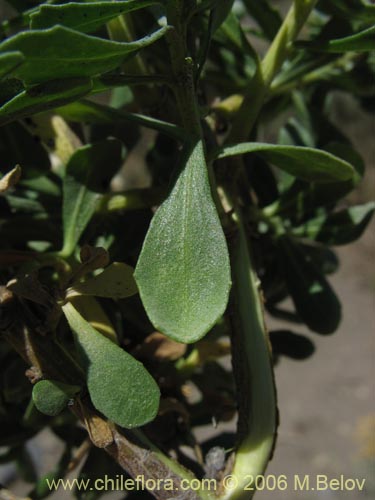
[165,1,224,213]
[227,0,318,143]
[223,207,277,500]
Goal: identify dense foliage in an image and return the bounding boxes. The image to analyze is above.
[0,0,374,498]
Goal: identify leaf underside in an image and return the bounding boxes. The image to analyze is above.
[135,140,231,343]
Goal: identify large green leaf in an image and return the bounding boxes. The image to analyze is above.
[264,143,364,222]
[0,52,25,79]
[0,78,93,126]
[32,380,81,417]
[31,0,159,33]
[135,141,231,343]
[62,139,125,256]
[216,142,355,183]
[297,26,375,53]
[292,202,375,245]
[62,302,160,428]
[0,25,169,85]
[278,236,341,334]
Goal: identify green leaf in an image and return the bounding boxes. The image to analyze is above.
[68,262,138,299]
[293,202,375,245]
[0,78,93,126]
[32,380,80,417]
[265,143,364,222]
[31,0,160,33]
[62,139,125,256]
[278,236,341,334]
[135,141,231,343]
[0,52,25,79]
[56,99,184,140]
[0,25,169,85]
[215,142,355,183]
[62,302,160,428]
[297,26,375,53]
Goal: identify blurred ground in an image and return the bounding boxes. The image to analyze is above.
[256,88,375,500]
[259,223,375,500]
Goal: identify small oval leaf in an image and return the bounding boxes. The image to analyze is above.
[32,380,81,416]
[62,302,160,428]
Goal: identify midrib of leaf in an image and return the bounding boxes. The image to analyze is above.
[180,158,192,325]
